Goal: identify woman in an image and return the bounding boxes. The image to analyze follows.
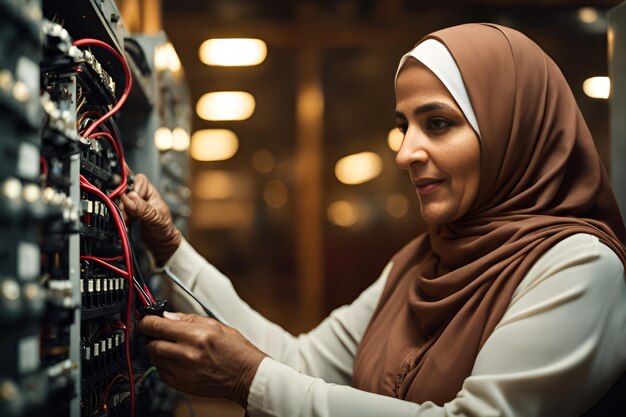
[123,23,626,416]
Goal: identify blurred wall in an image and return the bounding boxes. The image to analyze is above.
[160,0,619,333]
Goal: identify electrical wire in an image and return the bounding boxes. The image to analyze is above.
[96,255,124,262]
[72,37,167,417]
[79,176,135,417]
[100,372,129,412]
[80,255,129,278]
[89,131,127,198]
[128,238,156,304]
[135,366,157,386]
[79,179,158,306]
[161,266,228,325]
[79,254,151,306]
[109,203,156,304]
[71,39,132,139]
[106,118,125,159]
[40,155,49,180]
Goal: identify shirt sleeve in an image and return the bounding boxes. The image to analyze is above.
[161,237,389,384]
[246,234,626,417]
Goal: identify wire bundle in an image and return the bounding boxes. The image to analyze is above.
[72,38,155,417]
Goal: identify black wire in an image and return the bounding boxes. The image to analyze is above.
[129,241,158,306]
[129,241,148,289]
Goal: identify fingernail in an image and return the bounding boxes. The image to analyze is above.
[163,311,181,320]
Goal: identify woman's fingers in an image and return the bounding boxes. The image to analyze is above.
[138,311,266,404]
[146,339,188,364]
[139,314,197,342]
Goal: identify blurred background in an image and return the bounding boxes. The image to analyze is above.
[118,0,621,331]
[116,1,622,414]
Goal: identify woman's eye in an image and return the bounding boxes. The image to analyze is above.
[426,118,452,131]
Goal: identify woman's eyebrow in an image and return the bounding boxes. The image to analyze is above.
[395,102,456,119]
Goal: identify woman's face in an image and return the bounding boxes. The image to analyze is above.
[395,59,481,225]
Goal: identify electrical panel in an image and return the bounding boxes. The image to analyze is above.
[0,0,191,416]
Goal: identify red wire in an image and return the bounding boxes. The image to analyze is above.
[100,372,129,411]
[72,39,132,140]
[89,131,128,198]
[97,255,124,262]
[99,123,124,159]
[40,156,49,179]
[98,124,127,198]
[72,39,141,417]
[80,255,129,278]
[143,284,156,304]
[80,255,148,305]
[80,176,135,417]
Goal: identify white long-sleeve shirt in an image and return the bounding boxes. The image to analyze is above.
[160,233,626,417]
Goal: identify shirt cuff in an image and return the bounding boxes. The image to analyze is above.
[248,357,317,416]
[247,357,272,416]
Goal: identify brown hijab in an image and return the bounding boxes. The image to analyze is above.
[352,23,626,405]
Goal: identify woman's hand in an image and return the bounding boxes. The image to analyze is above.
[138,312,267,407]
[120,173,182,265]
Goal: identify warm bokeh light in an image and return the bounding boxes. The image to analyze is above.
[263,179,288,208]
[2,177,22,199]
[327,200,358,227]
[155,42,182,73]
[299,85,324,122]
[172,127,190,152]
[199,38,267,66]
[583,76,610,99]
[195,171,235,200]
[386,193,409,218]
[154,127,173,151]
[12,81,31,103]
[196,91,255,121]
[335,152,383,185]
[252,149,275,173]
[578,7,599,24]
[190,129,239,161]
[22,183,40,203]
[387,128,404,151]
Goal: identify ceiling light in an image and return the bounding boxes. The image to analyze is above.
[196,91,255,121]
[578,7,599,24]
[172,127,190,152]
[335,152,383,185]
[154,127,173,151]
[583,76,610,99]
[190,129,239,161]
[199,38,267,66]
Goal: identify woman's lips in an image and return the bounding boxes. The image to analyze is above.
[415,179,444,195]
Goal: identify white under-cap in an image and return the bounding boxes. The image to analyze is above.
[396,39,481,138]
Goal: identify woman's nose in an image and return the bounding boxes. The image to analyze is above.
[395,130,429,170]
